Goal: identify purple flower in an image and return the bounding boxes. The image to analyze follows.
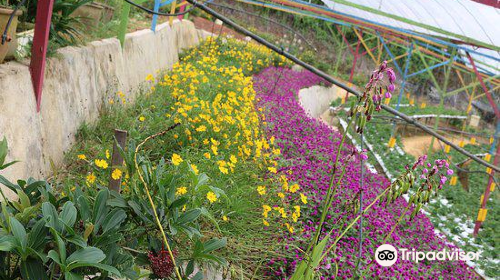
[385,91,392,99]
[447,169,454,175]
[387,83,395,93]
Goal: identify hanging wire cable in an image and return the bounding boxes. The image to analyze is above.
[1,0,27,45]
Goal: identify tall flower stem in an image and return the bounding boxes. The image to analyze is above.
[306,116,355,254]
[134,123,182,280]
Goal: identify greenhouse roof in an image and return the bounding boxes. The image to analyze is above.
[321,0,500,73]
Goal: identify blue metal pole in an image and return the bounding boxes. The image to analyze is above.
[377,31,403,76]
[406,59,452,78]
[396,43,414,112]
[151,0,161,31]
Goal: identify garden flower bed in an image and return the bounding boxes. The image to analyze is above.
[330,96,498,277]
[253,67,479,279]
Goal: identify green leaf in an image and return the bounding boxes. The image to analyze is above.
[92,189,109,229]
[17,190,31,209]
[66,247,105,264]
[0,235,15,251]
[60,202,77,228]
[28,219,48,251]
[47,250,61,266]
[0,174,20,193]
[50,228,66,265]
[42,202,61,232]
[101,209,127,233]
[67,262,120,277]
[177,209,201,225]
[77,196,91,222]
[20,258,48,280]
[203,238,227,253]
[0,137,7,167]
[9,217,27,249]
[191,271,203,280]
[64,271,84,280]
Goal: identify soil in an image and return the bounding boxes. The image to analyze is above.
[192,16,246,40]
[401,135,469,158]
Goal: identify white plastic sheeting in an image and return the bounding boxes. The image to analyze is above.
[321,0,500,74]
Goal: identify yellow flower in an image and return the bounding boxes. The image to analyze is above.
[290,184,300,193]
[257,186,266,195]
[285,223,294,234]
[262,205,271,218]
[204,152,211,159]
[268,167,277,173]
[196,125,207,132]
[219,166,229,174]
[171,153,183,166]
[145,74,154,81]
[77,154,86,160]
[278,192,285,199]
[86,173,96,184]
[111,169,122,180]
[176,187,187,195]
[211,145,218,155]
[190,164,199,175]
[222,215,229,221]
[94,159,108,169]
[206,191,218,203]
[300,193,308,204]
[230,155,237,164]
[139,116,146,122]
[203,139,209,145]
[263,219,270,226]
[105,150,110,159]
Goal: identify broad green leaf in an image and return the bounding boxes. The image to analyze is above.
[17,190,31,209]
[0,137,7,166]
[42,202,61,232]
[77,196,91,222]
[20,258,48,280]
[67,262,120,277]
[0,235,15,251]
[60,202,77,227]
[50,228,66,265]
[92,189,109,231]
[191,271,203,280]
[47,250,61,266]
[64,271,84,280]
[101,209,127,233]
[203,238,227,253]
[28,219,47,250]
[177,209,201,225]
[0,174,20,192]
[66,247,105,264]
[9,217,27,249]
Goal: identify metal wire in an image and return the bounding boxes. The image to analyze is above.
[1,0,27,45]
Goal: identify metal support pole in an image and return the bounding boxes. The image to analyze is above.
[466,52,500,119]
[346,28,361,100]
[428,48,456,155]
[473,122,499,236]
[30,0,55,112]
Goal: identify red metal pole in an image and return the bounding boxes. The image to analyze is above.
[473,140,499,236]
[30,0,54,112]
[336,25,355,55]
[178,4,186,20]
[466,52,500,119]
[345,32,361,100]
[468,51,500,236]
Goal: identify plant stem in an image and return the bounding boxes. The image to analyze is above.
[306,116,355,254]
[320,184,393,260]
[134,123,182,280]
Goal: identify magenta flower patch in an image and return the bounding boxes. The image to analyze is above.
[254,67,478,279]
